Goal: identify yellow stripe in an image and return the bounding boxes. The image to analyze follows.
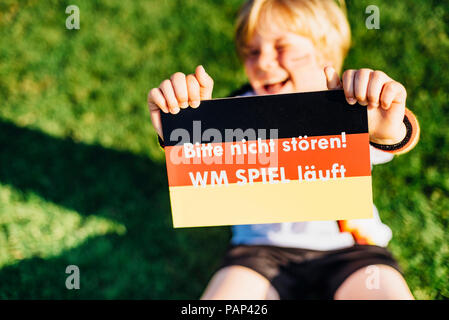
[169,176,373,228]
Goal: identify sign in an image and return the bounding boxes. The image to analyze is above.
[161,90,373,228]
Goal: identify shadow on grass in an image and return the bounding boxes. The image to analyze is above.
[0,120,230,298]
[0,119,166,223]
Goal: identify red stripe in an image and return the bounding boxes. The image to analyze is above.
[165,133,371,187]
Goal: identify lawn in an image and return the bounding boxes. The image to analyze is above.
[0,0,448,299]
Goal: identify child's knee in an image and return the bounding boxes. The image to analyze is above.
[334,264,414,300]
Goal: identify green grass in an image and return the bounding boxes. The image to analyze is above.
[0,0,448,299]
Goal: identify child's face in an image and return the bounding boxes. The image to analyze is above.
[244,22,328,95]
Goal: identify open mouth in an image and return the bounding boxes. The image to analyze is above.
[263,78,290,94]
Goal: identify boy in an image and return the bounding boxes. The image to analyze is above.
[148,0,420,299]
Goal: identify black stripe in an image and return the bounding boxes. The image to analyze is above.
[161,90,368,146]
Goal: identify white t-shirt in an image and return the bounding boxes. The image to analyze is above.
[230,89,394,250]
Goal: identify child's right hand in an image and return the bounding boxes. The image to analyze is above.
[148,65,214,140]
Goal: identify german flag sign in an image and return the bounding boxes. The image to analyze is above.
[161,90,373,228]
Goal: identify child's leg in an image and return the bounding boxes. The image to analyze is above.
[201,266,280,300]
[333,264,414,300]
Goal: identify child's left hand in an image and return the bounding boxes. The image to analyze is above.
[325,67,407,145]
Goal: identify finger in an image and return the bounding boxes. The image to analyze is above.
[170,72,189,109]
[380,81,405,111]
[148,88,169,114]
[342,69,357,105]
[150,108,164,140]
[159,79,180,114]
[195,65,214,100]
[366,70,389,109]
[186,74,201,108]
[353,68,373,106]
[324,66,342,90]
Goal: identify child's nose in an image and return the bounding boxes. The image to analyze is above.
[256,49,278,72]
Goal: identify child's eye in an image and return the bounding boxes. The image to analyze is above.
[247,49,260,57]
[276,44,289,52]
[291,53,312,62]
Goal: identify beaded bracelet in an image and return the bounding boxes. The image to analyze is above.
[369,115,412,151]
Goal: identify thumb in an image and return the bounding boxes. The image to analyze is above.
[324,66,342,90]
[150,108,164,140]
[195,65,214,100]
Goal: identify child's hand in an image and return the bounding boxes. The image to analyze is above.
[325,67,407,145]
[147,65,214,140]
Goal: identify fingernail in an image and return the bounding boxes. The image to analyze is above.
[181,101,189,108]
[191,100,200,108]
[347,98,356,105]
[172,106,180,114]
[198,65,205,73]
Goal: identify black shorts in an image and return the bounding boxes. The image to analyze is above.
[219,244,402,300]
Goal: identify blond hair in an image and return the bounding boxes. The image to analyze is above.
[235,0,351,73]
